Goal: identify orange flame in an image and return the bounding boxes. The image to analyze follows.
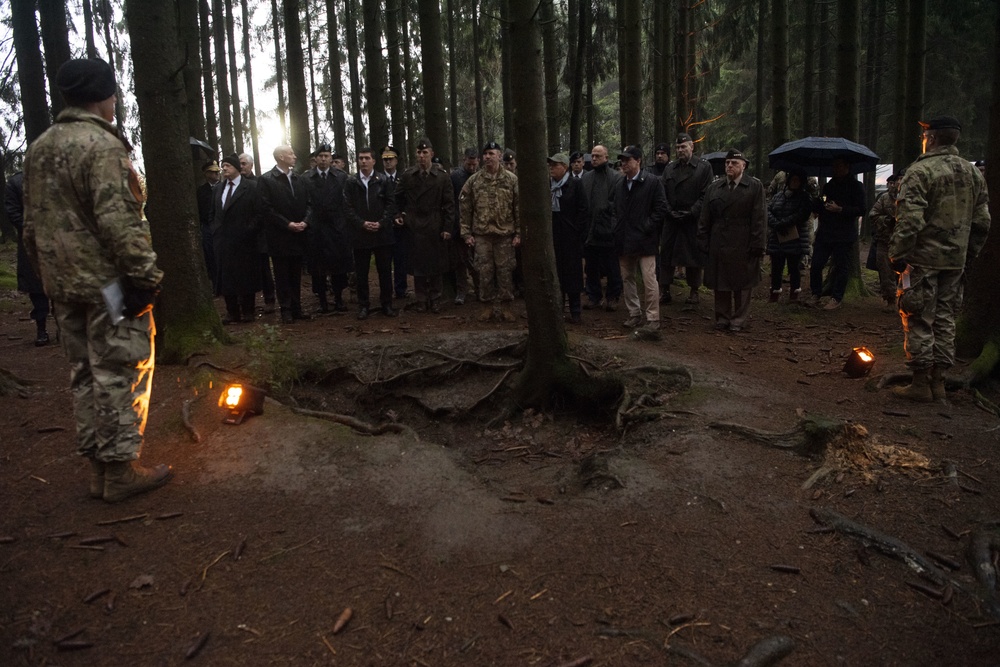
[132,314,156,436]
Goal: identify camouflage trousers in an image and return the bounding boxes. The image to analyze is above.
[897,266,964,370]
[55,301,155,462]
[473,234,516,303]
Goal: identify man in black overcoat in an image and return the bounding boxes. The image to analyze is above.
[211,154,261,323]
[304,143,353,312]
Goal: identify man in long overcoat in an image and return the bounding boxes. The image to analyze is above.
[345,147,397,319]
[660,132,714,305]
[697,149,767,332]
[212,154,261,323]
[304,143,353,312]
[394,137,454,313]
[548,152,589,323]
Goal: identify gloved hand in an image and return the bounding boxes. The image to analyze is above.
[123,281,161,318]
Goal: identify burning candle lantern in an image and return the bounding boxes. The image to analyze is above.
[843,346,875,378]
[218,383,266,424]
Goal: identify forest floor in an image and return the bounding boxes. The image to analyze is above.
[1,242,999,667]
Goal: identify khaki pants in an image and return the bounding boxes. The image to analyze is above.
[56,302,155,462]
[620,254,659,323]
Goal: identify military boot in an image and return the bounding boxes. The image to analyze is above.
[892,368,933,403]
[88,459,105,499]
[103,460,173,503]
[478,304,493,322]
[930,365,948,403]
[499,302,516,322]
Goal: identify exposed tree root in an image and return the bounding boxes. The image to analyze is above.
[290,407,419,440]
[181,396,202,443]
[710,414,851,457]
[972,389,1000,418]
[665,634,794,666]
[0,368,31,398]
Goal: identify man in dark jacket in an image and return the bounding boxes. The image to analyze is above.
[258,145,310,323]
[660,133,713,305]
[697,149,767,332]
[449,147,479,304]
[212,154,262,323]
[614,145,667,331]
[394,137,454,313]
[4,172,51,345]
[304,143,352,312]
[581,145,623,310]
[196,161,220,292]
[548,153,589,323]
[345,147,397,319]
[808,157,866,310]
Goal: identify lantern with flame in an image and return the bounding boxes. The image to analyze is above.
[842,347,875,378]
[218,383,266,424]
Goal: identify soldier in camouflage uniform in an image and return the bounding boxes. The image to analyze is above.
[22,59,171,503]
[869,174,901,307]
[460,141,520,322]
[890,116,991,403]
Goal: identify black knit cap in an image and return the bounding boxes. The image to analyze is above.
[221,154,241,170]
[56,58,117,105]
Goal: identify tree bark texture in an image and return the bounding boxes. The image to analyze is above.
[619,0,641,147]
[801,0,816,136]
[755,2,766,176]
[272,0,288,142]
[816,0,830,136]
[771,0,789,149]
[446,0,458,164]
[179,0,207,144]
[304,0,320,147]
[418,0,452,164]
[569,0,586,150]
[363,0,389,153]
[212,0,235,155]
[241,0,261,173]
[385,0,407,156]
[11,0,51,143]
[326,0,348,157]
[38,0,72,119]
[540,0,560,154]
[834,0,860,141]
[200,0,219,151]
[402,0,416,160]
[344,0,366,154]
[224,0,244,153]
[472,2,485,149]
[501,0,514,149]
[283,0,311,168]
[83,0,98,58]
[891,0,909,170]
[124,0,224,361]
[675,0,691,133]
[902,0,926,168]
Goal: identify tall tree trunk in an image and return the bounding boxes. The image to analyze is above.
[305,1,321,147]
[816,0,831,136]
[11,0,50,143]
[675,0,690,133]
[344,0,366,154]
[772,0,789,149]
[200,0,219,151]
[957,6,1000,379]
[283,0,310,168]
[179,0,207,143]
[385,0,407,156]
[446,0,458,163]
[83,0,98,58]
[363,0,389,153]
[508,0,582,409]
[620,0,641,146]
[583,0,594,147]
[901,0,926,168]
[418,0,451,163]
[98,0,126,134]
[834,0,860,140]
[540,0,560,153]
[272,0,287,143]
[891,0,909,170]
[124,0,224,361]
[651,0,667,144]
[402,0,416,160]
[801,0,816,136]
[241,0,260,174]
[472,2,485,148]
[569,0,586,150]
[501,0,514,149]
[755,2,766,175]
[38,0,72,119]
[224,0,244,153]
[212,0,234,155]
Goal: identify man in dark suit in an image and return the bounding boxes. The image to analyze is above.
[345,147,397,319]
[258,145,310,323]
[304,143,352,312]
[211,154,261,323]
[197,160,221,292]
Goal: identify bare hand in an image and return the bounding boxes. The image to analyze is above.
[824,201,843,213]
[512,234,521,248]
[465,235,476,247]
[442,231,451,240]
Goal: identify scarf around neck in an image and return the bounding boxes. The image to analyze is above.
[550,172,570,212]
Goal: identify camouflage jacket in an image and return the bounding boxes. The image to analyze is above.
[890,145,991,270]
[23,108,162,302]
[868,191,896,244]
[459,168,519,238]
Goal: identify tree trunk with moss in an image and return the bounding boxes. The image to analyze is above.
[508,0,599,410]
[124,0,224,362]
[956,7,1000,381]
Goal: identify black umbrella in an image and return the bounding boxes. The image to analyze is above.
[768,137,878,177]
[701,151,728,177]
[190,137,215,160]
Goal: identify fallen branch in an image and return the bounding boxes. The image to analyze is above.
[291,407,419,440]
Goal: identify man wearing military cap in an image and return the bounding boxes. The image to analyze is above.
[569,151,585,179]
[22,58,171,502]
[460,141,520,322]
[649,142,670,177]
[394,137,454,312]
[697,149,767,332]
[660,132,713,306]
[890,115,991,403]
[304,142,352,313]
[381,145,409,297]
[502,149,517,174]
